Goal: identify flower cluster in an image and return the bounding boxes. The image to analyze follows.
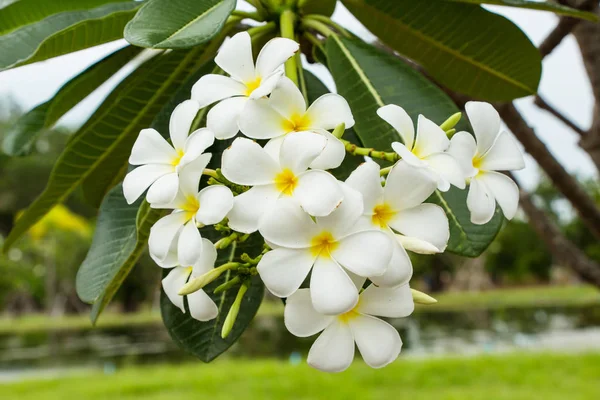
[122,32,524,372]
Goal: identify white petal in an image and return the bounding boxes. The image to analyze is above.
[177,220,202,266]
[295,170,343,217]
[332,230,392,277]
[180,129,214,167]
[388,204,449,252]
[284,289,335,337]
[191,75,246,108]
[146,172,180,206]
[307,320,354,373]
[221,138,280,185]
[370,242,412,287]
[305,93,355,130]
[310,256,358,315]
[258,197,319,248]
[123,164,173,204]
[162,266,192,313]
[316,183,363,237]
[255,37,299,78]
[396,235,443,254]
[169,100,200,151]
[350,315,401,369]
[215,31,255,83]
[413,115,450,158]
[206,97,248,140]
[191,238,218,277]
[345,161,384,213]
[238,98,288,139]
[447,131,478,178]
[195,185,234,225]
[227,185,279,234]
[263,134,284,160]
[151,236,179,268]
[187,289,218,321]
[384,161,437,211]
[129,128,177,165]
[359,283,414,318]
[465,101,501,155]
[248,70,282,99]
[478,171,520,220]
[425,153,466,190]
[269,76,307,117]
[467,176,497,225]
[309,129,346,170]
[178,153,211,198]
[257,247,315,297]
[149,212,188,261]
[479,131,525,172]
[377,105,414,150]
[279,131,326,173]
[391,142,425,167]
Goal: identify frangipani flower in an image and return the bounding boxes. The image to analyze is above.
[284,279,414,372]
[148,155,233,267]
[346,161,449,287]
[161,238,218,322]
[221,132,344,233]
[238,77,354,169]
[191,32,299,139]
[257,185,393,315]
[448,101,525,224]
[377,104,465,192]
[124,100,214,205]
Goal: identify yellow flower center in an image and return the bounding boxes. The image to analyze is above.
[472,155,483,170]
[282,112,312,132]
[184,266,193,276]
[338,298,361,323]
[274,168,298,196]
[310,231,338,258]
[171,149,185,167]
[371,203,396,228]
[244,76,262,96]
[180,195,200,220]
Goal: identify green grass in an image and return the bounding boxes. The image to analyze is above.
[1,285,598,334]
[1,352,599,399]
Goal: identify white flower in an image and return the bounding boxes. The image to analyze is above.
[284,279,414,373]
[221,132,344,233]
[257,184,393,315]
[448,102,525,225]
[161,238,218,322]
[346,160,449,287]
[191,32,299,140]
[148,156,233,267]
[238,77,354,170]
[377,104,465,192]
[123,100,214,205]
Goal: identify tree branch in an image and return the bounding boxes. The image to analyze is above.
[533,95,586,136]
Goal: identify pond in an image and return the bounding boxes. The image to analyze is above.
[1,304,599,379]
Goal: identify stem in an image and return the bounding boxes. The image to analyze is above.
[379,166,393,176]
[301,18,335,38]
[232,10,264,21]
[280,9,299,85]
[340,139,400,163]
[213,276,241,294]
[304,32,324,50]
[247,21,276,38]
[203,169,219,179]
[296,48,308,101]
[304,14,349,37]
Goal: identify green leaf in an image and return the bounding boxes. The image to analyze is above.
[441,0,598,21]
[326,35,503,257]
[342,0,541,101]
[0,1,139,71]
[124,0,236,49]
[3,45,141,157]
[298,0,337,17]
[3,48,208,252]
[161,234,264,362]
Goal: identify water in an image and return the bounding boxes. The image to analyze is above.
[1,305,599,379]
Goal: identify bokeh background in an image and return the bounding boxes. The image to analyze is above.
[1,1,599,399]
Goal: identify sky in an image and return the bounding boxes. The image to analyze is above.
[0,1,596,191]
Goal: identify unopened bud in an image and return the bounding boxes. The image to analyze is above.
[395,235,443,255]
[440,112,461,133]
[445,128,456,138]
[332,123,346,139]
[221,281,249,338]
[178,263,235,295]
[411,289,437,305]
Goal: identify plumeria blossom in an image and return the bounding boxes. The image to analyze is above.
[346,161,449,287]
[284,279,414,372]
[123,100,214,205]
[191,32,299,140]
[221,132,344,233]
[161,238,218,322]
[377,104,465,192]
[148,156,233,267]
[257,184,393,315]
[238,77,354,169]
[448,101,525,224]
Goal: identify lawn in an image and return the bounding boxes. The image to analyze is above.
[1,352,598,400]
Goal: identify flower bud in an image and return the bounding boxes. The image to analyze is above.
[439,112,461,133]
[332,123,346,139]
[221,282,249,338]
[411,289,437,305]
[178,263,235,295]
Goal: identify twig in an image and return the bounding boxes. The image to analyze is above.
[534,95,586,136]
